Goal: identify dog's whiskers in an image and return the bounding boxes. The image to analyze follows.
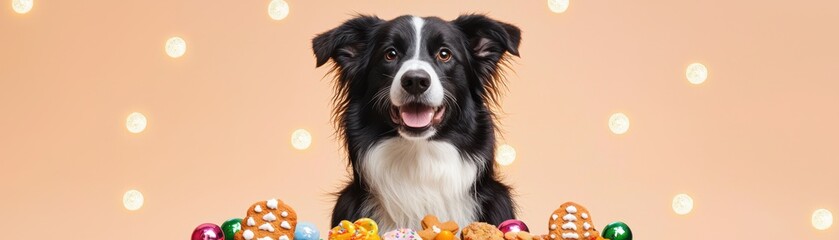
[444,91,461,114]
[369,88,392,115]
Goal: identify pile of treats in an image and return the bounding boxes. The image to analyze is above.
[227,199,630,240]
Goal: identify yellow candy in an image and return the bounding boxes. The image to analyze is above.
[328,218,381,240]
[434,230,455,240]
[329,220,358,240]
[354,218,380,240]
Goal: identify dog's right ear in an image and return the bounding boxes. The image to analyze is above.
[312,16,383,68]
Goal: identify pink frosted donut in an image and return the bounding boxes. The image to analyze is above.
[382,228,421,240]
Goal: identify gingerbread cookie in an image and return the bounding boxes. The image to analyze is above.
[462,222,503,240]
[418,215,459,240]
[547,202,598,240]
[234,198,297,240]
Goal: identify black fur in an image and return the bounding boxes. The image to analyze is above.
[312,14,521,227]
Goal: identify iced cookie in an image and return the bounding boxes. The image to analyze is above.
[382,228,422,240]
[418,215,459,240]
[462,222,503,240]
[234,198,297,240]
[547,202,598,240]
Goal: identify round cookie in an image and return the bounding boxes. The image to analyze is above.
[547,202,598,240]
[234,198,298,240]
[462,222,503,240]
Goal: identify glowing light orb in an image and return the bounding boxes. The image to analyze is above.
[165,37,187,58]
[672,193,694,215]
[125,112,147,134]
[686,63,708,85]
[12,0,33,14]
[268,0,290,20]
[609,113,630,135]
[123,189,144,211]
[496,144,517,166]
[291,128,312,150]
[547,0,569,13]
[812,209,833,230]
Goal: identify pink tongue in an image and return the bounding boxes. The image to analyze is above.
[400,105,435,128]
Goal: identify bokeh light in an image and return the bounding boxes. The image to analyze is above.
[165,37,187,58]
[12,0,33,14]
[496,144,517,166]
[268,0,290,21]
[672,193,694,215]
[123,189,144,211]
[686,63,708,85]
[125,112,147,134]
[812,209,833,230]
[547,0,569,13]
[609,113,630,135]
[291,128,312,150]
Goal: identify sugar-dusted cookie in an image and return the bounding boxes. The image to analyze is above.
[234,198,297,240]
[547,202,598,240]
[462,222,503,240]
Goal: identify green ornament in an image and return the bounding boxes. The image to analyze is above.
[601,221,632,240]
[221,218,243,240]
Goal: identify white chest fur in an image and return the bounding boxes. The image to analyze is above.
[359,137,480,231]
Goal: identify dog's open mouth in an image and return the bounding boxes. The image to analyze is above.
[390,103,446,130]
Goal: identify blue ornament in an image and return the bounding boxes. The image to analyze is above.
[294,221,320,240]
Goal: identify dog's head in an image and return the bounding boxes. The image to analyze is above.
[313,14,520,140]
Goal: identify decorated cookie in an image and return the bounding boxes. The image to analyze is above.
[461,222,503,240]
[382,228,422,240]
[234,198,298,240]
[328,218,381,240]
[547,202,598,240]
[418,215,459,240]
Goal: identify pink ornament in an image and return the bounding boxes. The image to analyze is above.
[498,219,529,234]
[192,223,224,240]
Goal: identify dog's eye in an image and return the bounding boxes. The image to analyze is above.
[385,49,398,61]
[437,48,452,62]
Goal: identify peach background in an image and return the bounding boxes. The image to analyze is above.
[1,0,838,239]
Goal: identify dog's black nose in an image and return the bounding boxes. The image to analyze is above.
[401,70,431,95]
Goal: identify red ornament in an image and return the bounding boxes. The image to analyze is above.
[498,219,529,235]
[192,223,224,240]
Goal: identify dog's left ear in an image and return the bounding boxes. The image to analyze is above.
[452,14,521,63]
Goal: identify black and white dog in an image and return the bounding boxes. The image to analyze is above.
[312,14,521,231]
